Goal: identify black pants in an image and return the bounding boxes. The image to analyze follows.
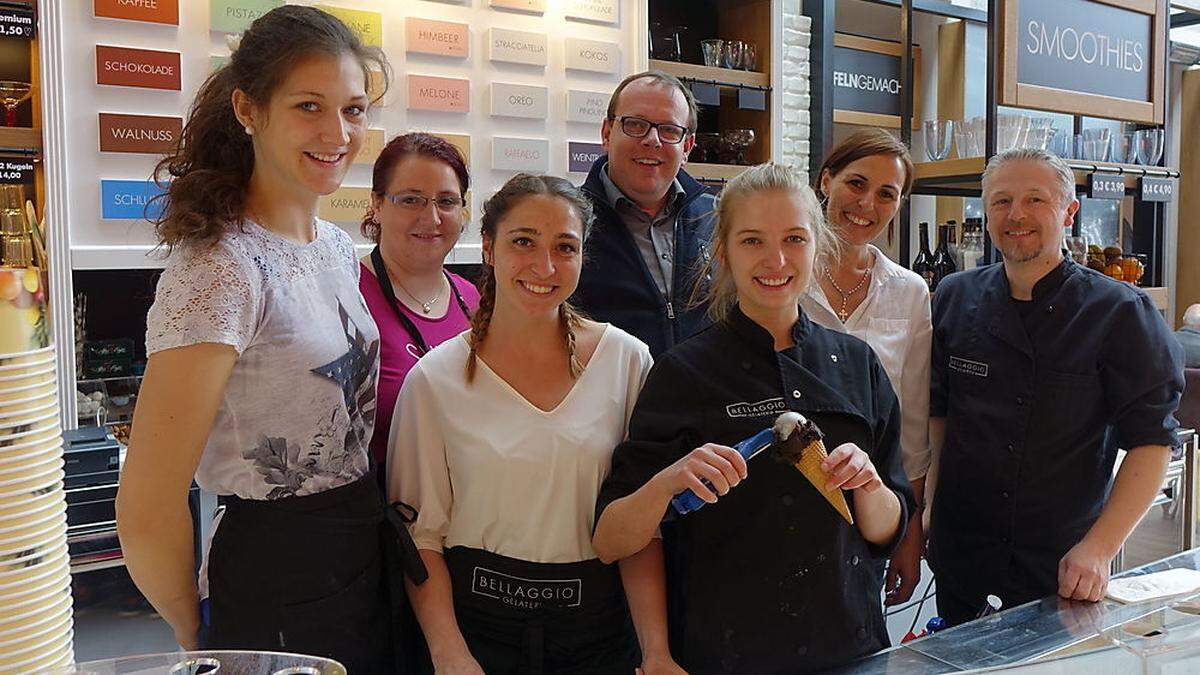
[204,473,393,673]
[442,547,639,675]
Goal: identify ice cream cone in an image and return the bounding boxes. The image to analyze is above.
[772,412,854,524]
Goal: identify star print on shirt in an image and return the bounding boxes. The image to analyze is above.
[311,300,380,440]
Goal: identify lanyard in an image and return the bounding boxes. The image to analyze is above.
[369,245,470,356]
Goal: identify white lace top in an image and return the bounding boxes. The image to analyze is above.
[146,219,380,499]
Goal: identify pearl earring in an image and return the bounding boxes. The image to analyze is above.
[244,126,253,136]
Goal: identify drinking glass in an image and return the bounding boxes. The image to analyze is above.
[1135,128,1164,166]
[723,41,746,70]
[923,120,954,161]
[997,114,1029,152]
[1111,132,1139,165]
[1048,129,1072,158]
[700,39,724,67]
[741,43,757,71]
[723,128,756,165]
[1081,128,1111,162]
[0,82,31,128]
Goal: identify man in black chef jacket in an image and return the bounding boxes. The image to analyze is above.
[926,148,1184,626]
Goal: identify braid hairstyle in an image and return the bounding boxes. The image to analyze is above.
[466,173,594,382]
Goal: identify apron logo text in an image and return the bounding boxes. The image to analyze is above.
[725,397,788,419]
[472,567,582,610]
[949,356,989,378]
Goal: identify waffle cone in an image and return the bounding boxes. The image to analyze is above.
[792,438,854,524]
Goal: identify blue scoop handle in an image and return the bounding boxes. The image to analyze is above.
[670,427,776,515]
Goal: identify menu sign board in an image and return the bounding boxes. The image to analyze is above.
[491,83,548,119]
[566,0,619,24]
[1000,0,1166,124]
[565,38,620,74]
[492,137,549,172]
[568,142,604,173]
[96,45,181,90]
[99,113,183,154]
[489,28,547,66]
[0,5,35,40]
[318,186,371,223]
[406,18,469,58]
[210,0,282,34]
[1088,173,1126,200]
[831,34,921,128]
[566,90,609,124]
[1140,176,1174,202]
[408,75,470,113]
[0,160,34,183]
[315,5,382,47]
[95,0,179,25]
[100,180,166,220]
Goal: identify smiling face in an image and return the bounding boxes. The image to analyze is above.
[372,154,465,271]
[234,52,368,203]
[720,189,817,319]
[820,153,906,247]
[984,159,1078,266]
[483,194,585,319]
[601,78,695,212]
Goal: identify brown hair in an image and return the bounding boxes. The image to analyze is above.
[606,70,698,131]
[467,174,594,382]
[151,5,389,249]
[361,132,470,242]
[695,162,836,322]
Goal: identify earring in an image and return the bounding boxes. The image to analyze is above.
[244,126,253,136]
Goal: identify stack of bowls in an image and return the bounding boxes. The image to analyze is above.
[0,345,74,672]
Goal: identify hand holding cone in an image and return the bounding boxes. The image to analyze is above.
[772,412,854,524]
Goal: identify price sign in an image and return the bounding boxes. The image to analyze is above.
[0,159,35,183]
[0,6,35,40]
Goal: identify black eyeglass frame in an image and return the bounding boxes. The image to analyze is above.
[608,115,692,145]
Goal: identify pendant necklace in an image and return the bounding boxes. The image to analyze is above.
[823,264,872,322]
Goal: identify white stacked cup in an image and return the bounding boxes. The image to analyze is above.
[0,345,74,673]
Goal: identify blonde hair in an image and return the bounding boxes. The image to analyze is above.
[694,162,836,322]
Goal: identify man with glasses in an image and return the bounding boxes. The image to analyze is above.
[576,71,716,356]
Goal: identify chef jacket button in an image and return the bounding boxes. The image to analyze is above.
[831,354,839,363]
[1016,396,1025,406]
[1047,305,1055,313]
[851,555,860,566]
[781,494,794,506]
[1007,443,1015,454]
[741,361,752,371]
[856,626,868,640]
[796,646,808,656]
[1002,536,1010,544]
[1001,491,1010,499]
[792,389,802,399]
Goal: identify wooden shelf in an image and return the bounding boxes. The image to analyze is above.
[650,59,769,89]
[0,126,41,154]
[687,162,751,182]
[914,158,1180,190]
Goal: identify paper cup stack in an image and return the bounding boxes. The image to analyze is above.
[0,345,74,672]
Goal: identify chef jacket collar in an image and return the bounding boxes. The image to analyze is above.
[726,303,812,352]
[984,256,1077,358]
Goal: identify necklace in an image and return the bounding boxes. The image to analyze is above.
[823,264,872,322]
[392,274,445,314]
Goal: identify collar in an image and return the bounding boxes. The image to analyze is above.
[1182,327,1200,336]
[1002,256,1075,303]
[726,303,812,353]
[599,164,684,218]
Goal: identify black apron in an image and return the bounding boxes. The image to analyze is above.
[442,546,638,675]
[204,471,426,674]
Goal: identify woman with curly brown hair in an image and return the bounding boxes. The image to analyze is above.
[388,174,655,674]
[117,6,400,672]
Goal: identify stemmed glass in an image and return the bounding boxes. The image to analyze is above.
[923,120,953,161]
[1135,129,1164,166]
[0,82,32,128]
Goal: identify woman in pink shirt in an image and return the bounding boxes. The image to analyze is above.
[360,133,480,468]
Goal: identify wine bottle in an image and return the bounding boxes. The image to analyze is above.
[932,223,958,291]
[912,222,935,291]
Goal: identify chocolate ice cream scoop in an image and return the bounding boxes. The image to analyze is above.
[771,412,854,524]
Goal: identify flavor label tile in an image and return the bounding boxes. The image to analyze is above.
[492,137,549,172]
[431,133,471,168]
[210,0,281,33]
[406,17,469,58]
[488,27,547,67]
[94,0,179,25]
[564,38,619,74]
[99,113,183,154]
[565,0,618,24]
[96,45,181,90]
[368,70,388,107]
[408,75,469,113]
[566,89,609,123]
[568,141,604,173]
[490,82,548,119]
[489,0,546,13]
[315,5,382,47]
[318,186,372,223]
[354,128,386,166]
[101,180,166,220]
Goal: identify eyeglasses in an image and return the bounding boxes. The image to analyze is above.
[610,115,690,145]
[383,193,466,213]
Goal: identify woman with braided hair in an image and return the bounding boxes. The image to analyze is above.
[387,174,654,674]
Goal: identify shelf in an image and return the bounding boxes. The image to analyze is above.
[914,158,1181,191]
[0,126,41,154]
[649,59,769,89]
[687,162,751,182]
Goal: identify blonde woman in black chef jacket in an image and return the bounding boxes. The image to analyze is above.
[594,162,915,674]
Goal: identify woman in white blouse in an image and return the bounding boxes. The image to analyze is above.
[800,129,931,608]
[388,174,655,674]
